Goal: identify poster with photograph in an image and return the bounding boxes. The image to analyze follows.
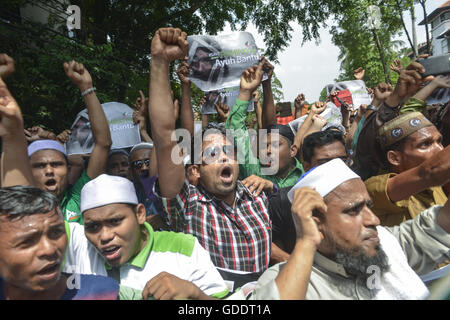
[187,32,266,92]
[201,86,254,114]
[65,102,141,155]
[326,80,372,109]
[288,102,345,134]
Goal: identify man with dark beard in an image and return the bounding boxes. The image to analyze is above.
[250,159,450,300]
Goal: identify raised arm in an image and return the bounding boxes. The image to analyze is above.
[24,126,57,142]
[133,90,153,142]
[387,145,450,202]
[177,58,195,136]
[149,28,188,198]
[384,61,434,108]
[253,90,263,129]
[261,57,276,129]
[63,61,112,179]
[293,102,327,153]
[273,188,325,299]
[213,96,230,123]
[371,82,393,108]
[411,75,450,102]
[0,74,34,187]
[294,94,306,119]
[226,60,264,179]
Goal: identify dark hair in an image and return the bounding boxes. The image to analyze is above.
[266,124,295,146]
[0,186,60,220]
[302,129,346,163]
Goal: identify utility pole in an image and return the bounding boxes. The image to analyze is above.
[411,2,418,57]
[367,5,390,84]
[372,28,391,83]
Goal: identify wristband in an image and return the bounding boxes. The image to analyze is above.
[81,87,96,97]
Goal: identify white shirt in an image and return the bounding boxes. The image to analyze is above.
[63,222,229,298]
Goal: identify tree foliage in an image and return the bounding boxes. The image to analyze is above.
[330,0,413,88]
[1,0,416,133]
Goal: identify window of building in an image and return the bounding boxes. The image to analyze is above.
[440,11,450,23]
[432,18,439,29]
[441,38,449,53]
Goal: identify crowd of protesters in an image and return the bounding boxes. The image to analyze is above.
[0,26,449,300]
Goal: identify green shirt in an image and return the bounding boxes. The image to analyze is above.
[60,170,91,225]
[118,285,152,300]
[351,115,366,152]
[225,99,304,188]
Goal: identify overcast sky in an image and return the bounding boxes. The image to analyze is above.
[219,0,443,102]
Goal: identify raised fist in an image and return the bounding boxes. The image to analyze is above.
[240,60,264,93]
[310,102,326,115]
[56,129,72,144]
[374,82,393,101]
[176,58,190,84]
[151,28,188,63]
[214,96,230,122]
[260,56,274,81]
[0,78,23,138]
[295,93,306,108]
[63,60,93,92]
[353,67,365,80]
[0,54,15,79]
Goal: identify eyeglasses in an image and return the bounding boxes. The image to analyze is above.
[131,159,150,169]
[202,145,235,163]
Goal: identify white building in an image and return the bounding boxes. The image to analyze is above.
[419,0,450,56]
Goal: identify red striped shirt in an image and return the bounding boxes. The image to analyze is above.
[155,180,272,273]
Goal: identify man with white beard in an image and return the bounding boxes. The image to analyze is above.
[250,159,450,300]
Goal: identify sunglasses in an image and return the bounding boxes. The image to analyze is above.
[202,145,235,163]
[131,159,150,169]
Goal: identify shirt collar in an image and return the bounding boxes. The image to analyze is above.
[314,251,349,278]
[105,222,154,270]
[289,158,305,176]
[196,181,255,203]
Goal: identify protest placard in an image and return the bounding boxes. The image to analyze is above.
[201,86,254,114]
[326,80,372,109]
[187,32,265,92]
[426,87,450,105]
[65,102,141,155]
[288,102,346,134]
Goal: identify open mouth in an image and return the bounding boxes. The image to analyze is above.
[36,262,60,281]
[219,166,233,184]
[101,246,121,261]
[44,179,57,191]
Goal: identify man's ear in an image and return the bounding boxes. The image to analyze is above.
[312,215,325,243]
[290,143,298,158]
[387,150,402,168]
[135,203,147,225]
